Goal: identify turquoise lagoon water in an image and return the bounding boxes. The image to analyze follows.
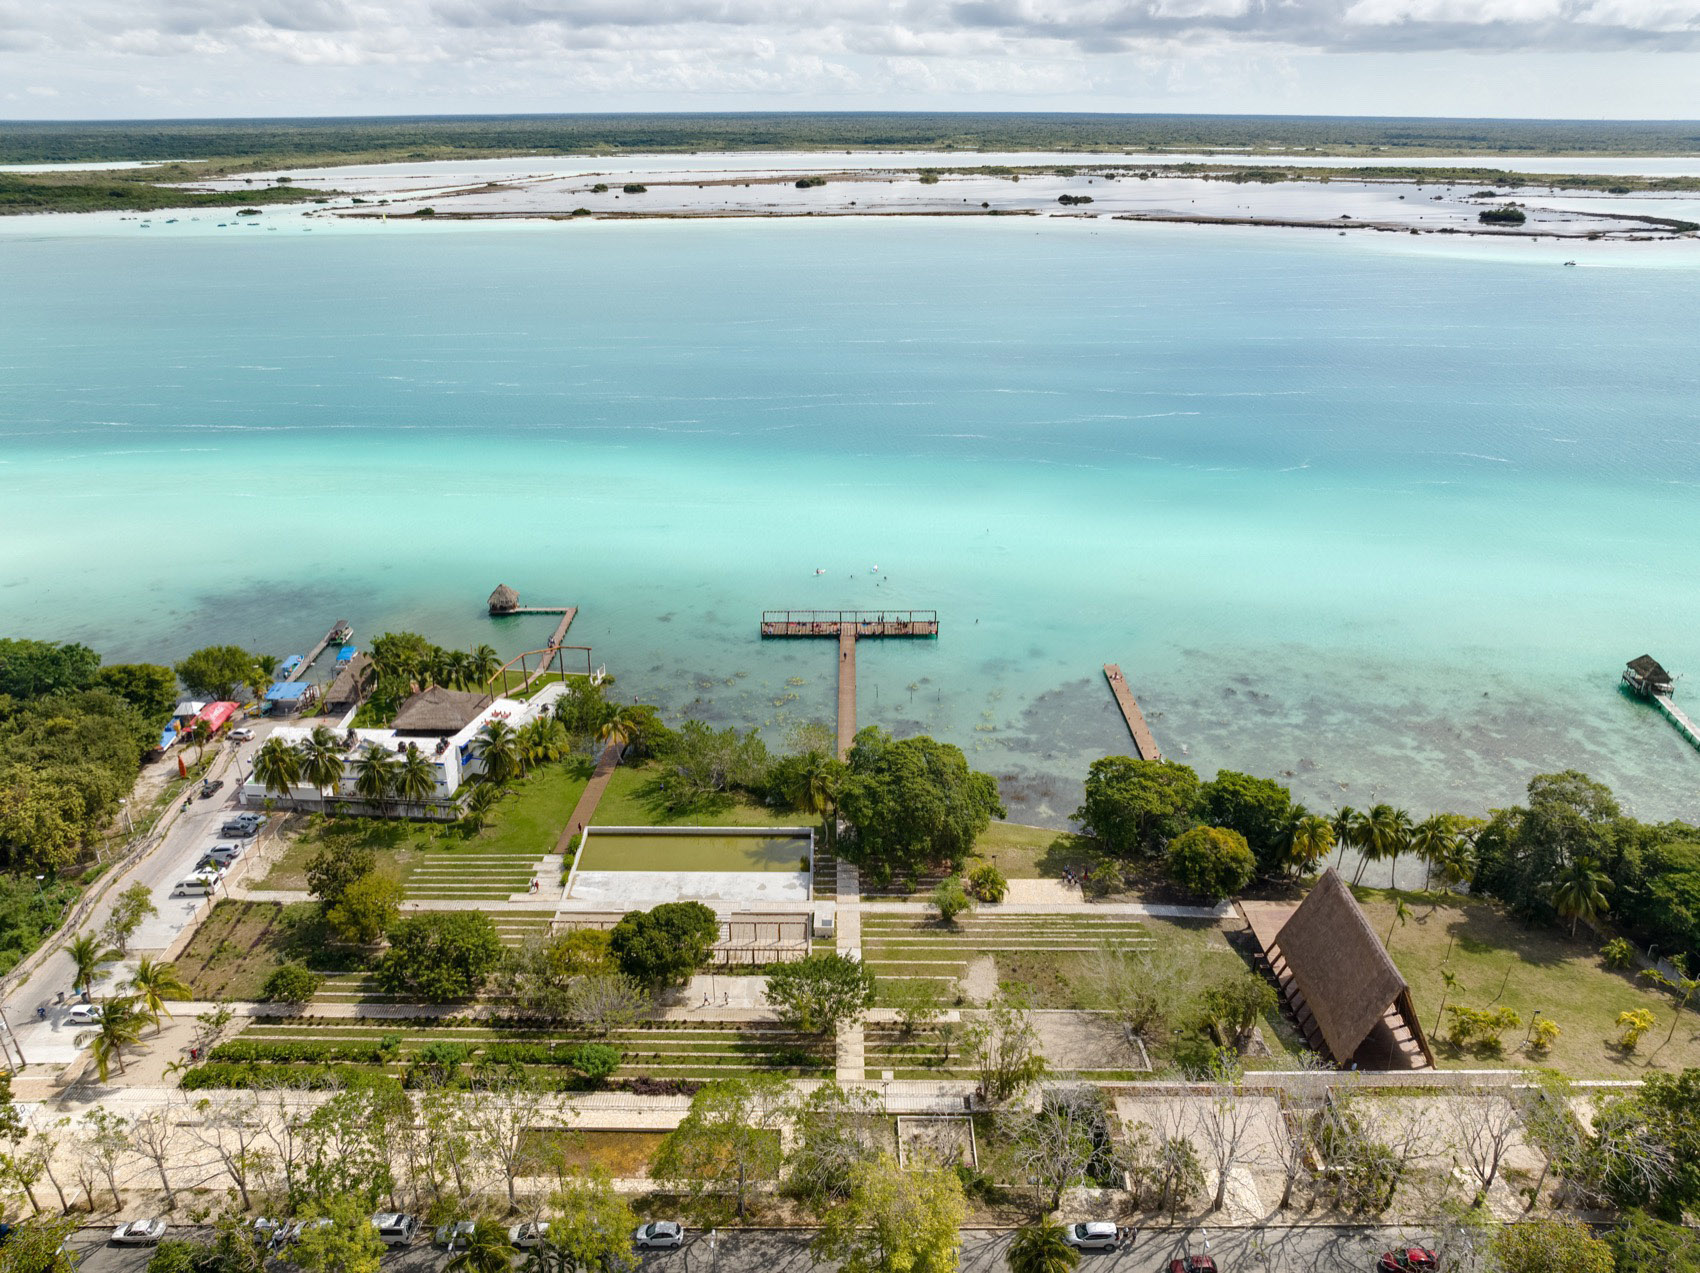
[2,214,1698,836]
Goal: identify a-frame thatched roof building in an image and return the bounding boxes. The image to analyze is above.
[1243,868,1435,1070]
[1624,654,1674,698]
[392,686,492,736]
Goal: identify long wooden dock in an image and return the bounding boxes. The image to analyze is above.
[1654,694,1700,753]
[1103,664,1162,761]
[760,610,938,758]
[288,620,351,683]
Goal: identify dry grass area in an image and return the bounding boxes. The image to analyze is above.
[516,1129,669,1178]
[1357,886,1700,1076]
[175,900,309,999]
[970,821,1103,880]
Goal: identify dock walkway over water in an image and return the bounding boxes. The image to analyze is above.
[760,610,939,757]
[1654,694,1700,753]
[1103,664,1162,761]
[287,620,352,683]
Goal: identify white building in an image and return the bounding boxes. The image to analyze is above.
[239,682,566,818]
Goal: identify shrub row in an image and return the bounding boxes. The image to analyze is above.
[208,1038,398,1065]
[180,1062,377,1091]
[481,1042,621,1075]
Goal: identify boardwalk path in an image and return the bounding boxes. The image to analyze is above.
[1103,663,1162,761]
[837,627,857,759]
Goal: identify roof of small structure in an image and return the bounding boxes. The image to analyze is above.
[488,584,520,612]
[1627,654,1672,682]
[265,682,312,702]
[392,685,490,734]
[325,653,374,705]
[1274,867,1413,1064]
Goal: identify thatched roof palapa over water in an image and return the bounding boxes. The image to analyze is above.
[488,584,520,614]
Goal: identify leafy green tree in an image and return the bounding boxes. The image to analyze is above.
[126,957,191,1033]
[1611,1210,1700,1273]
[1165,826,1256,901]
[1285,812,1335,878]
[175,645,259,701]
[252,736,302,800]
[0,638,101,698]
[95,663,178,722]
[1200,769,1293,875]
[969,862,1009,902]
[814,1151,965,1273]
[262,962,322,1003]
[609,901,719,988]
[763,952,876,1033]
[964,994,1047,1103]
[931,875,974,924]
[445,1222,511,1273]
[1007,1218,1080,1273]
[76,994,146,1079]
[1552,855,1613,937]
[547,1170,638,1271]
[291,1193,385,1273]
[326,870,402,945]
[101,882,158,955]
[377,911,502,1001]
[838,727,1004,880]
[1491,1219,1613,1273]
[652,1076,788,1221]
[889,977,944,1035]
[307,845,376,906]
[300,726,347,807]
[652,719,771,810]
[785,1083,882,1204]
[353,745,399,814]
[0,1216,80,1273]
[1073,755,1199,857]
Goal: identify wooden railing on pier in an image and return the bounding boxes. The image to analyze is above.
[1103,664,1162,761]
[287,620,352,683]
[761,610,939,638]
[1654,694,1700,753]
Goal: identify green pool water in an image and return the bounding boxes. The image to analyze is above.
[577,833,810,873]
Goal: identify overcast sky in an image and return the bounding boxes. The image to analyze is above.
[2,0,1698,120]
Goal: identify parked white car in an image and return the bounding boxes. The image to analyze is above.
[1061,1222,1123,1251]
[435,1221,475,1249]
[110,1219,168,1246]
[371,1213,418,1246]
[508,1222,550,1249]
[229,728,255,742]
[632,1222,684,1250]
[66,1004,102,1026]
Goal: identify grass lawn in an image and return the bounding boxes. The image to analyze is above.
[973,821,1104,879]
[592,762,801,829]
[577,831,810,873]
[1357,887,1700,1076]
[262,759,591,894]
[175,900,315,999]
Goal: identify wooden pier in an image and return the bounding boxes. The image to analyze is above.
[1103,664,1162,761]
[288,620,352,683]
[1622,655,1698,755]
[1653,694,1700,753]
[760,610,938,758]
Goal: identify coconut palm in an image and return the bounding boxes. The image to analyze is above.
[252,736,302,802]
[299,725,347,809]
[446,1222,513,1273]
[1408,814,1456,892]
[1007,1218,1079,1273]
[1551,856,1613,938]
[394,745,440,818]
[517,717,567,776]
[441,649,472,690]
[188,718,214,767]
[476,719,520,786]
[76,995,147,1081]
[252,653,280,683]
[354,745,400,816]
[1432,829,1477,896]
[1355,804,1412,886]
[1330,805,1362,873]
[596,705,643,752]
[1385,896,1412,948]
[63,932,118,998]
[467,644,501,689]
[126,958,192,1034]
[796,749,844,851]
[1285,811,1335,879]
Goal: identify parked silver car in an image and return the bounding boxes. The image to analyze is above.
[110,1220,168,1246]
[1061,1222,1123,1251]
[508,1222,550,1249]
[632,1222,684,1250]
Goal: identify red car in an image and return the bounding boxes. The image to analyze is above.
[1169,1259,1218,1273]
[1377,1250,1438,1272]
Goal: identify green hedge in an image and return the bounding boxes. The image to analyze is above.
[180,1061,379,1090]
[208,1039,398,1065]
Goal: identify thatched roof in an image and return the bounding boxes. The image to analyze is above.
[1627,654,1672,684]
[1274,868,1417,1065]
[392,686,490,735]
[324,654,374,708]
[488,584,520,614]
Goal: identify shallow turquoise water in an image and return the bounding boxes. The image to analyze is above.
[2,215,1698,831]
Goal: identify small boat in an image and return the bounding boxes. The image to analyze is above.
[1563,260,1577,267]
[814,568,825,575]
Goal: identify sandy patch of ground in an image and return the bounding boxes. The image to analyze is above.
[1034,1011,1151,1072]
[960,955,999,1005]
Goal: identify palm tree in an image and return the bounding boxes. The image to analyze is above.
[188,719,213,767]
[1385,897,1411,948]
[1355,804,1411,886]
[1007,1218,1079,1273]
[126,958,192,1034]
[252,736,302,802]
[446,1222,513,1273]
[299,725,347,810]
[63,932,117,998]
[476,719,520,786]
[394,745,440,818]
[1330,805,1362,873]
[1551,856,1613,938]
[354,745,401,816]
[441,650,472,691]
[796,749,844,851]
[467,644,501,689]
[1432,968,1461,1037]
[76,995,147,1081]
[596,705,642,752]
[1286,812,1335,879]
[252,653,280,683]
[1408,814,1456,892]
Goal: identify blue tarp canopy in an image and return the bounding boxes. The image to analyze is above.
[156,726,179,750]
[278,655,305,676]
[336,644,358,663]
[265,681,312,702]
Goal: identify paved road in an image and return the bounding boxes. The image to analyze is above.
[4,725,277,1068]
[66,1224,1450,1273]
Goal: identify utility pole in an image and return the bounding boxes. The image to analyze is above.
[0,1005,26,1070]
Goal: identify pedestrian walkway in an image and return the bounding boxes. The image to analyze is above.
[835,854,864,1081]
[555,740,623,852]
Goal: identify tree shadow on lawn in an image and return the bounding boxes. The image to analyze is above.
[629,772,739,823]
[1031,832,1103,878]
